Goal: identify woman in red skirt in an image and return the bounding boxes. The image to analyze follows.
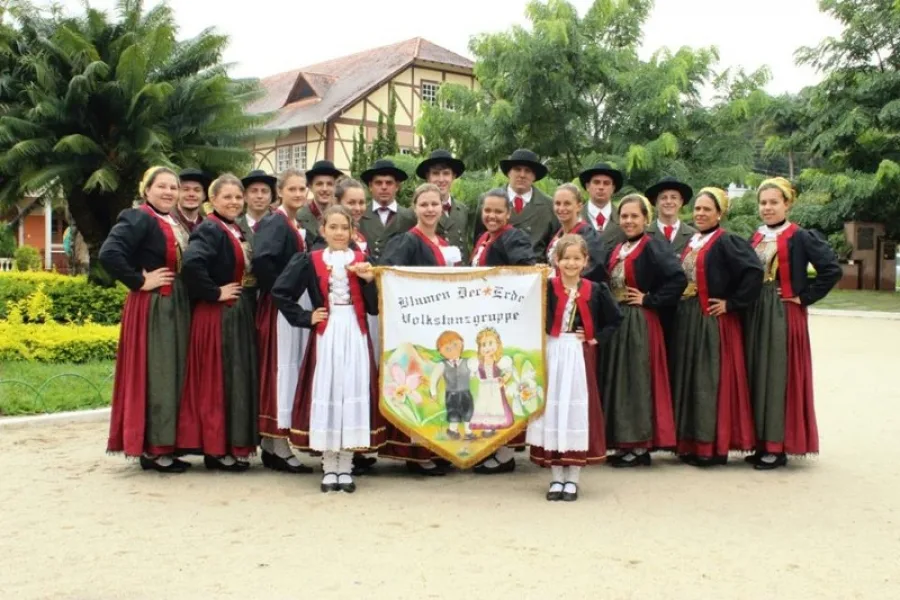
[177,174,259,471]
[601,195,686,467]
[743,177,840,469]
[99,167,191,472]
[671,187,762,466]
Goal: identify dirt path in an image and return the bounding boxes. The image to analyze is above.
[1,315,898,600]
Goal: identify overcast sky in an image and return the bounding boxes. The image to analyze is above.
[48,0,842,95]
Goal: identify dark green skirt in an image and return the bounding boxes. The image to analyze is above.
[145,279,191,451]
[744,283,787,446]
[602,305,652,444]
[221,289,259,452]
[602,304,677,449]
[671,297,756,457]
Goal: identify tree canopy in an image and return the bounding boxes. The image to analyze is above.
[0,0,267,277]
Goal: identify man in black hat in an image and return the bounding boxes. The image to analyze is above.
[239,170,278,237]
[298,160,343,237]
[645,177,697,256]
[473,149,556,257]
[176,168,212,233]
[358,158,415,262]
[417,149,469,263]
[579,162,626,251]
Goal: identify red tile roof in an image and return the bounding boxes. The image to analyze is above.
[248,37,473,131]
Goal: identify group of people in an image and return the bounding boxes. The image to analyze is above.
[98,146,842,502]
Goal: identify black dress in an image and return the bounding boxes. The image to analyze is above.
[471,226,537,267]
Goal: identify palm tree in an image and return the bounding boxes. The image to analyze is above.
[0,0,269,279]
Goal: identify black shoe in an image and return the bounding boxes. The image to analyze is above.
[433,458,454,471]
[446,429,461,440]
[608,451,652,468]
[690,455,728,468]
[473,458,515,475]
[514,446,526,453]
[261,450,313,474]
[351,454,376,476]
[678,454,698,465]
[140,455,187,474]
[546,482,564,502]
[338,474,356,493]
[562,483,579,502]
[353,454,377,469]
[744,452,762,465]
[203,455,250,472]
[405,461,447,476]
[171,457,192,470]
[321,472,339,493]
[753,453,787,470]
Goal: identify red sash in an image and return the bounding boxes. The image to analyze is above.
[607,235,650,288]
[472,225,512,266]
[410,227,449,266]
[206,214,246,304]
[548,277,595,341]
[310,249,368,335]
[750,223,799,298]
[276,210,306,252]
[681,228,725,312]
[139,204,178,297]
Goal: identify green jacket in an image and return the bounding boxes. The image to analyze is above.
[358,203,416,263]
[437,198,470,263]
[581,203,626,253]
[646,221,697,256]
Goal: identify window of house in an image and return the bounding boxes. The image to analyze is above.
[276,143,307,172]
[421,80,440,105]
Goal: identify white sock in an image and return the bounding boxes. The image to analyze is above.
[151,454,173,467]
[273,438,301,466]
[563,482,577,494]
[566,466,581,484]
[218,455,236,466]
[338,473,353,485]
[550,465,564,482]
[323,450,339,475]
[480,458,500,468]
[322,472,337,485]
[420,460,438,470]
[548,481,564,493]
[260,437,274,453]
[761,454,778,464]
[337,451,353,475]
[633,448,648,456]
[494,446,514,463]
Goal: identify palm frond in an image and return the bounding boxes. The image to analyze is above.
[83,165,121,192]
[53,133,104,156]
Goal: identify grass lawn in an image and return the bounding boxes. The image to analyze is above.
[815,289,900,313]
[0,361,113,416]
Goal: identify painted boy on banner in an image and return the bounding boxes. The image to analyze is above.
[430,331,475,440]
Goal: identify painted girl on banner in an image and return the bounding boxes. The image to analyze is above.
[469,327,514,436]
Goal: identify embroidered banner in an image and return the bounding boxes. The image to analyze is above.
[376,266,547,468]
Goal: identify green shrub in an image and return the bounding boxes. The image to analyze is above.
[0,271,126,324]
[13,245,41,271]
[0,321,119,362]
[827,231,853,261]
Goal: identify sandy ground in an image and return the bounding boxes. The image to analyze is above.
[1,315,899,600]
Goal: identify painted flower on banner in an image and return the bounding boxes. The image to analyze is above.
[508,360,543,417]
[386,363,423,406]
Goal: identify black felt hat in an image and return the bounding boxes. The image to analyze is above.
[645,176,694,205]
[416,149,466,179]
[499,148,548,181]
[178,168,212,191]
[305,160,343,183]
[578,162,624,191]
[361,159,409,185]
[241,170,277,195]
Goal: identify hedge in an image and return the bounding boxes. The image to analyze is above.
[0,321,120,363]
[0,271,126,324]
